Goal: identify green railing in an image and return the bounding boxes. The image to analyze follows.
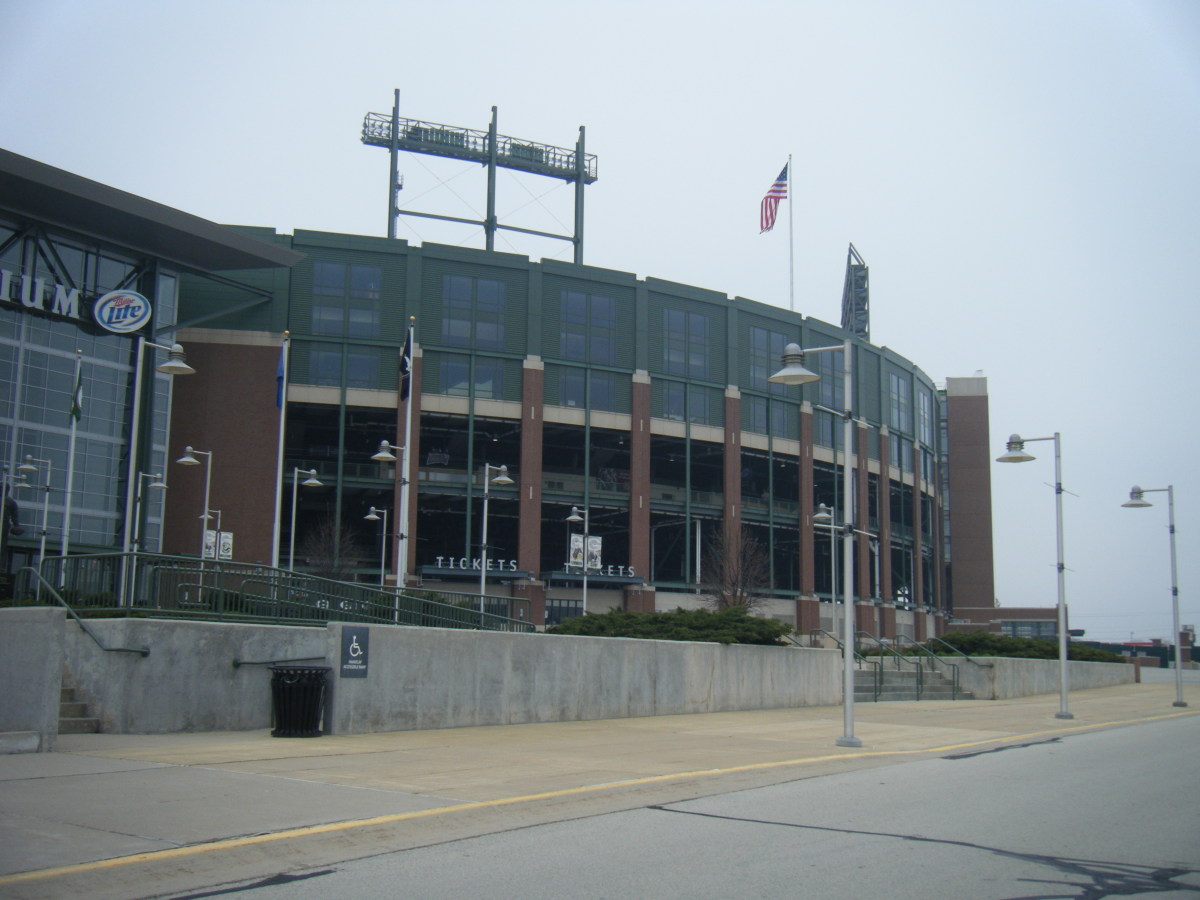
[9,553,535,633]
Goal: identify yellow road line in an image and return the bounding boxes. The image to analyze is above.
[3,708,1195,886]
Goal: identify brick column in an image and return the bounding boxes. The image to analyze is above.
[518,358,544,579]
[628,372,652,581]
[878,427,892,603]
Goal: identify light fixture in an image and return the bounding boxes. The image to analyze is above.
[175,446,214,560]
[364,506,388,586]
[478,464,513,612]
[1121,483,1187,708]
[288,468,323,571]
[996,430,1072,719]
[774,338,860,748]
[566,505,592,616]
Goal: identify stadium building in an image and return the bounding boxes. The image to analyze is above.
[1,147,997,639]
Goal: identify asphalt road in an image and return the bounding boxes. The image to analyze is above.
[172,715,1200,900]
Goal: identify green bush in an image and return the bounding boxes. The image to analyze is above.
[935,630,1124,663]
[547,606,791,646]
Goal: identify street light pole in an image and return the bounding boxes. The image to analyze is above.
[175,446,214,560]
[771,339,861,748]
[478,464,514,613]
[16,455,53,570]
[566,506,591,615]
[288,468,323,571]
[997,432,1073,719]
[364,506,389,586]
[371,440,408,585]
[1122,484,1187,708]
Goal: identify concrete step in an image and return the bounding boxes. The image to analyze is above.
[59,701,89,718]
[59,717,100,734]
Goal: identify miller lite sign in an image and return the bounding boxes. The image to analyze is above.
[93,290,152,334]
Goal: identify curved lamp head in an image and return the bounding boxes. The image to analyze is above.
[566,506,585,524]
[490,465,514,486]
[17,455,38,474]
[298,468,323,487]
[176,446,200,466]
[371,440,398,462]
[156,343,195,376]
[364,506,385,522]
[768,343,820,386]
[996,434,1036,463]
[813,503,833,523]
[1122,485,1152,508]
[146,473,168,490]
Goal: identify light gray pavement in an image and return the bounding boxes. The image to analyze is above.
[0,681,1197,900]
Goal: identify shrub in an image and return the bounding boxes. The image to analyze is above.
[935,630,1124,663]
[547,606,791,646]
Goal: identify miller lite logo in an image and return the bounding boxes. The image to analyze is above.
[94,290,152,334]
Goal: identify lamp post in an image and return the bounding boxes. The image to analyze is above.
[364,506,388,586]
[371,440,408,585]
[122,339,194,557]
[175,446,214,560]
[288,468,323,571]
[1122,484,1187,708]
[996,432,1073,720]
[16,455,53,570]
[566,505,593,616]
[771,339,861,748]
[130,471,168,552]
[478,464,514,612]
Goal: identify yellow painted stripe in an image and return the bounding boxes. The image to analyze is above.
[2,709,1195,886]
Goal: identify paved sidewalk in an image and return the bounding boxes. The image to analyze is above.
[1,682,1195,899]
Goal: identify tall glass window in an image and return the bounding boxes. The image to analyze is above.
[442,275,506,350]
[888,372,911,434]
[664,309,709,379]
[815,349,844,411]
[312,262,382,338]
[561,291,616,364]
[917,388,933,446]
[748,326,789,394]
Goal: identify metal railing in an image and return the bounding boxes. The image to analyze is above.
[892,635,957,699]
[11,553,535,633]
[14,567,149,657]
[856,631,925,699]
[810,628,882,700]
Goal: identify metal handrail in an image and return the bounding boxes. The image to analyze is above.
[15,567,149,658]
[856,631,924,699]
[810,628,882,700]
[923,634,995,667]
[892,634,958,699]
[12,552,536,634]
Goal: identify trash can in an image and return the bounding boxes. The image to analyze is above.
[269,665,330,737]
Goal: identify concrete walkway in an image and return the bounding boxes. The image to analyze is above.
[1,682,1196,899]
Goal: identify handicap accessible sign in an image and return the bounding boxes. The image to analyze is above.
[340,627,369,678]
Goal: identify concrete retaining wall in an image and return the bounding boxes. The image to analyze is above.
[0,612,1139,747]
[926,656,1136,700]
[325,624,842,733]
[0,608,66,752]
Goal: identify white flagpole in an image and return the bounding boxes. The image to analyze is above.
[270,332,290,569]
[60,349,83,575]
[397,318,415,586]
[787,154,795,312]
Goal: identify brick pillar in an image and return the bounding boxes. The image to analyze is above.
[878,427,892,603]
[629,372,652,580]
[624,583,657,613]
[911,443,924,612]
[518,359,545,579]
[799,402,815,594]
[856,422,871,607]
[878,603,897,640]
[724,388,741,543]
[510,579,546,628]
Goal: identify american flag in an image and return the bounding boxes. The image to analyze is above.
[760,163,789,233]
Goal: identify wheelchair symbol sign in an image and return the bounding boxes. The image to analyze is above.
[340,627,369,678]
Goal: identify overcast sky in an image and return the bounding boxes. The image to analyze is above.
[4,0,1197,643]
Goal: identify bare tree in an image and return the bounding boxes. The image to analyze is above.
[296,514,367,581]
[701,526,771,611]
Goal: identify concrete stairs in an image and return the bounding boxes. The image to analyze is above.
[59,685,100,734]
[854,667,974,702]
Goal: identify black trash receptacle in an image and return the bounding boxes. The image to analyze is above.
[270,665,330,737]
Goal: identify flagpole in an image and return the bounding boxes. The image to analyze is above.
[397,318,415,586]
[61,349,83,578]
[787,154,794,312]
[270,332,290,569]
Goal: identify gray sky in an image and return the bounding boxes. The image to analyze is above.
[4,0,1197,643]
